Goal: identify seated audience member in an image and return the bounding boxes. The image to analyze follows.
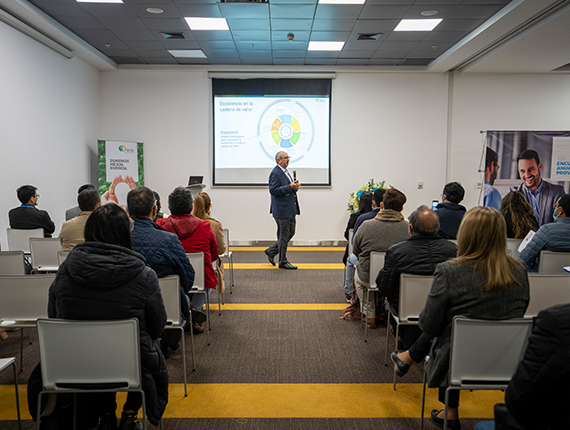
[27,204,168,429]
[519,194,570,269]
[378,205,457,349]
[9,185,55,237]
[390,207,529,430]
[153,190,164,221]
[352,188,385,236]
[342,191,373,301]
[352,188,409,329]
[473,303,570,430]
[59,189,101,251]
[435,182,466,239]
[499,191,539,239]
[192,192,227,293]
[65,184,96,220]
[127,187,203,346]
[157,187,219,334]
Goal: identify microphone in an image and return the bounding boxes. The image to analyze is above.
[293,170,297,181]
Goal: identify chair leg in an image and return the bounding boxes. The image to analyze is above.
[364,288,371,342]
[180,327,187,397]
[36,392,43,430]
[140,390,147,430]
[230,255,234,291]
[218,284,222,316]
[420,367,427,430]
[205,292,211,346]
[20,329,24,373]
[384,310,392,365]
[12,361,22,430]
[393,323,400,391]
[443,388,450,430]
[189,311,196,372]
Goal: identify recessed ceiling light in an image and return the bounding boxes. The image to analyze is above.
[168,50,207,58]
[318,0,366,4]
[421,10,439,17]
[146,7,164,14]
[184,17,229,31]
[308,41,345,51]
[394,19,442,32]
[76,0,123,3]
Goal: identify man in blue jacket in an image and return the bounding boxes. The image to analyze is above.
[519,194,570,270]
[264,151,301,270]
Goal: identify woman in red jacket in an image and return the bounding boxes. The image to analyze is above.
[157,186,219,334]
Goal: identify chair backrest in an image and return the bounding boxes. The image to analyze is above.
[448,316,532,389]
[57,251,70,266]
[398,274,434,322]
[526,274,570,317]
[0,275,55,321]
[538,251,570,274]
[7,228,43,253]
[187,252,205,292]
[506,238,523,258]
[0,251,26,275]
[221,228,230,257]
[37,318,141,391]
[30,238,61,270]
[348,229,353,255]
[158,275,182,326]
[369,251,386,289]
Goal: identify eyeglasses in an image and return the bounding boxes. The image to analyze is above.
[34,194,40,199]
[281,156,290,160]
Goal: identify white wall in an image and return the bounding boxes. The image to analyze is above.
[450,73,570,210]
[100,70,450,242]
[0,21,100,249]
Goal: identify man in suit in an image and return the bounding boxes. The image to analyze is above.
[516,149,565,226]
[9,185,55,237]
[264,151,301,270]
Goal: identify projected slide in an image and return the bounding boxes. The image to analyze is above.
[214,96,328,169]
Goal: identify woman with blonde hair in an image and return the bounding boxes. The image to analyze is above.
[390,207,529,429]
[192,192,227,293]
[499,191,538,239]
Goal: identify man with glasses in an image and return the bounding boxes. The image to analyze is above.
[9,185,55,237]
[516,149,565,226]
[265,151,301,270]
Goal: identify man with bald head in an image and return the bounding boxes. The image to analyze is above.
[264,150,301,269]
[377,205,457,348]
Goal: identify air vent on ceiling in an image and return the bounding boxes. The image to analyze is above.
[357,33,382,41]
[160,32,186,40]
[221,0,267,2]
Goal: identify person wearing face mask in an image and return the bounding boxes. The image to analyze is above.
[519,194,570,270]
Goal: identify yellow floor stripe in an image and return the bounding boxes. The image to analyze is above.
[217,303,347,310]
[0,384,502,420]
[230,247,344,252]
[234,263,344,269]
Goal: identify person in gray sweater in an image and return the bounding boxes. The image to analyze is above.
[352,188,409,328]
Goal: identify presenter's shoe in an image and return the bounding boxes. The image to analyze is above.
[390,351,410,377]
[431,410,461,430]
[279,262,298,270]
[264,249,276,266]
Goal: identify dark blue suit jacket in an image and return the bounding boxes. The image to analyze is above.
[269,165,300,219]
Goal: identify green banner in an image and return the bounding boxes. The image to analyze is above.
[98,140,144,205]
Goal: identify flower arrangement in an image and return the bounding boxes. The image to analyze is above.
[347,179,388,212]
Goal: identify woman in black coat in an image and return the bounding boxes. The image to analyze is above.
[28,204,168,429]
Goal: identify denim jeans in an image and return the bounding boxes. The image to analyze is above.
[343,253,359,295]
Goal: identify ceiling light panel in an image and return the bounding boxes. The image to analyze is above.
[394,19,442,31]
[318,0,365,4]
[308,41,345,51]
[184,17,229,31]
[168,49,207,58]
[76,0,123,3]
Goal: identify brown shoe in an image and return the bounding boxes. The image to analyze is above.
[367,317,378,329]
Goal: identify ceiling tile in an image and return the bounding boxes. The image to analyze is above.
[143,57,179,64]
[233,31,272,41]
[72,29,130,49]
[449,4,506,19]
[405,50,437,59]
[79,3,136,18]
[235,41,272,50]
[205,50,240,59]
[132,49,173,58]
[53,15,108,31]
[175,57,210,64]
[305,50,341,58]
[268,0,316,4]
[379,41,419,51]
[423,30,469,42]
[412,0,462,4]
[343,40,383,51]
[174,4,222,18]
[273,50,308,58]
[309,31,350,41]
[97,17,147,31]
[415,40,454,51]
[209,57,243,64]
[269,4,317,19]
[352,19,399,33]
[315,4,364,20]
[104,49,138,58]
[140,18,188,31]
[401,58,432,65]
[125,0,173,4]
[304,58,337,65]
[435,18,485,32]
[113,29,157,41]
[28,1,91,17]
[124,40,165,51]
[272,41,309,50]
[228,18,271,31]
[218,3,269,19]
[384,31,428,42]
[311,19,355,32]
[367,58,402,65]
[336,58,369,65]
[172,0,218,4]
[109,57,144,64]
[359,5,413,20]
[192,31,234,41]
[271,18,313,31]
[403,5,460,19]
[463,0,510,4]
[197,40,237,50]
[339,50,376,58]
[272,58,306,65]
[159,40,201,49]
[272,31,311,41]
[373,49,409,58]
[127,3,182,19]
